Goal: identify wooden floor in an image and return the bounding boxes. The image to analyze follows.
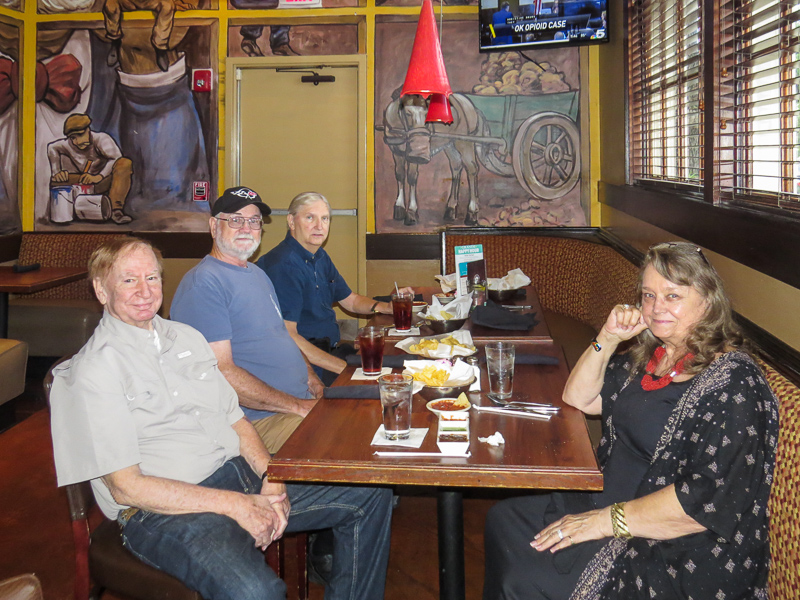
[0,372,497,600]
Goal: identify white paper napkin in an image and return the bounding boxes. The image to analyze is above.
[469,369,481,392]
[478,432,506,446]
[423,294,472,320]
[435,273,458,293]
[351,367,393,380]
[487,268,532,291]
[370,425,429,448]
[387,327,421,337]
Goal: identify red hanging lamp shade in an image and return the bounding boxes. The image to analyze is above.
[400,0,453,101]
[425,92,454,124]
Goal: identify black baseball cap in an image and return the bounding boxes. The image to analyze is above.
[211,186,272,217]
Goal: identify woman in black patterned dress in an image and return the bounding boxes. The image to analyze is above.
[483,242,778,600]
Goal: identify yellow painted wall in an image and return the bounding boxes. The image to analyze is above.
[366,258,440,298]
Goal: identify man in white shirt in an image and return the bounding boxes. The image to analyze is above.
[50,237,392,600]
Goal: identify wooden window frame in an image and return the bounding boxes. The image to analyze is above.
[610,0,800,290]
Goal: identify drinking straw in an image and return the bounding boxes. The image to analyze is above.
[395,282,400,295]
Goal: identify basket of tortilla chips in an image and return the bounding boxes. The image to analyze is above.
[395,331,476,359]
[403,359,476,400]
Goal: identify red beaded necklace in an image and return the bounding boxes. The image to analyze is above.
[641,346,694,391]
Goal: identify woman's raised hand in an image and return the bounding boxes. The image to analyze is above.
[600,304,648,344]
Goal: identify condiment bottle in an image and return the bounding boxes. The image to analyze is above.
[469,273,486,307]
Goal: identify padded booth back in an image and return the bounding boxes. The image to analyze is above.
[442,233,639,331]
[761,359,800,600]
[17,233,125,300]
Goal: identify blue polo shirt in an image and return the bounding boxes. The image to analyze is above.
[170,255,312,421]
[257,232,351,346]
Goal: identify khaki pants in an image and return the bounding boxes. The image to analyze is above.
[102,0,176,50]
[252,413,304,454]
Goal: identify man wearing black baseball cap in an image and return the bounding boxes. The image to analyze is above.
[210,185,272,218]
[172,186,324,454]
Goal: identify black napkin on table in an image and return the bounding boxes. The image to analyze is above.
[479,354,559,366]
[323,385,380,399]
[345,354,407,368]
[372,293,424,303]
[471,301,539,330]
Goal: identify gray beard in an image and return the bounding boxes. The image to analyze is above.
[216,233,259,261]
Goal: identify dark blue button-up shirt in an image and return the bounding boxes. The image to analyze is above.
[257,232,351,346]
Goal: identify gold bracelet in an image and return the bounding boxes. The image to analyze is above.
[610,502,633,539]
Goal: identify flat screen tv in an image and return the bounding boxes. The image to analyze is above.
[479,0,608,52]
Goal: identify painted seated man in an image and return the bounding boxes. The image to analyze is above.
[257,192,413,385]
[47,113,133,225]
[50,236,393,600]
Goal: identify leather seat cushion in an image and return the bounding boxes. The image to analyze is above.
[0,339,28,406]
[8,299,102,357]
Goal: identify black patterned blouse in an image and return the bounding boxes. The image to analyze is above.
[572,351,779,600]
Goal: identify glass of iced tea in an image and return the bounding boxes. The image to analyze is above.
[358,325,385,376]
[391,291,414,333]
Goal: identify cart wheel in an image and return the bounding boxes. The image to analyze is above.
[512,112,580,200]
[476,120,515,177]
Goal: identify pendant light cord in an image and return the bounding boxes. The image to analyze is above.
[439,0,443,42]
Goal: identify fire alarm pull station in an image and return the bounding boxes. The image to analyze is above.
[192,69,213,92]
[193,181,209,202]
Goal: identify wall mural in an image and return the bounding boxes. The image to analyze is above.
[226,0,356,8]
[228,23,358,58]
[33,22,217,232]
[377,0,476,7]
[0,20,21,235]
[375,19,585,233]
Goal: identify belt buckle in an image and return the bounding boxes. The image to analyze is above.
[118,507,139,526]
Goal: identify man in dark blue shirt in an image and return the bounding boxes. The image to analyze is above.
[257,192,412,384]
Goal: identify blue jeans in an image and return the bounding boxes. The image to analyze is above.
[121,456,393,600]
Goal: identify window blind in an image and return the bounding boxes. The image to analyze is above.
[629,0,704,188]
[717,0,800,212]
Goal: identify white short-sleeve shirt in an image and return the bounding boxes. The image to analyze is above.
[50,313,244,519]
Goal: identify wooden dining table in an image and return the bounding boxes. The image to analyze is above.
[369,285,554,343]
[0,266,88,338]
[268,334,602,600]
